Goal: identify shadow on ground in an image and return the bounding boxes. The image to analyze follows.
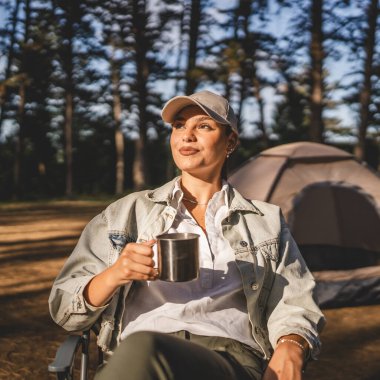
[0,201,379,380]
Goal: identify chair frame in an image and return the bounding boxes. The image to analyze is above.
[48,330,90,380]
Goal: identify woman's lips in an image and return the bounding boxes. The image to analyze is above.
[179,147,199,156]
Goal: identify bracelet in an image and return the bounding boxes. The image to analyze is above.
[277,338,306,354]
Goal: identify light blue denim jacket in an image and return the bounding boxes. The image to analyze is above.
[49,178,325,361]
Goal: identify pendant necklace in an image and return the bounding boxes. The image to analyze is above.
[182,197,209,206]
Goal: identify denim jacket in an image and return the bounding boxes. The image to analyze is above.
[49,178,325,361]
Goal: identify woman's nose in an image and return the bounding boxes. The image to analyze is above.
[182,129,196,142]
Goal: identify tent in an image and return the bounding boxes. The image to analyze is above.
[228,142,380,307]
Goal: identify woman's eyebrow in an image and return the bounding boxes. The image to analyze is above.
[195,116,214,122]
[172,115,214,122]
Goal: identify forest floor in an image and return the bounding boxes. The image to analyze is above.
[0,200,380,380]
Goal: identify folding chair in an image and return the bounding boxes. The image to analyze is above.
[48,329,102,380]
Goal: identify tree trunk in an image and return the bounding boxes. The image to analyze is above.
[309,0,324,142]
[132,0,149,190]
[133,138,146,190]
[223,76,231,106]
[175,4,186,94]
[235,1,250,129]
[234,0,269,144]
[13,83,25,199]
[63,11,74,197]
[355,0,378,161]
[0,0,21,132]
[185,0,201,94]
[253,76,269,147]
[13,0,30,199]
[236,78,245,131]
[111,57,125,195]
[64,90,73,197]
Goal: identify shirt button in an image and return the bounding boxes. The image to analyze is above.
[251,282,259,290]
[240,240,248,247]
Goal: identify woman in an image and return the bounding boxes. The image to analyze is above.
[49,90,325,380]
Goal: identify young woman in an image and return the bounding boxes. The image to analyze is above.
[49,91,325,380]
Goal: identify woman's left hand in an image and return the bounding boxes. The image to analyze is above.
[262,341,304,380]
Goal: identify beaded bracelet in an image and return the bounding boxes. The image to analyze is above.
[277,337,311,372]
[277,338,306,354]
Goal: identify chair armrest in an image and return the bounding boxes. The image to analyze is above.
[48,334,83,373]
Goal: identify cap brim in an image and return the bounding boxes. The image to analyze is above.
[161,96,230,126]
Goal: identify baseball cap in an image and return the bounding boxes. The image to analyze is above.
[161,90,238,134]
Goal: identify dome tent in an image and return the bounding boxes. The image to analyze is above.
[228,142,380,307]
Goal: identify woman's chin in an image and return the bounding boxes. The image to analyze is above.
[174,160,202,173]
[179,167,200,175]
[180,167,221,180]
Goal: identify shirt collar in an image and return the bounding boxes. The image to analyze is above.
[145,176,263,215]
[171,177,229,210]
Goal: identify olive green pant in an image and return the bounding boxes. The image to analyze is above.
[95,330,264,380]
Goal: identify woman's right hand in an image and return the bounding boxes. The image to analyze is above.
[109,239,158,286]
[84,239,157,307]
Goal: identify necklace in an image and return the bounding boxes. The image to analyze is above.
[182,197,209,206]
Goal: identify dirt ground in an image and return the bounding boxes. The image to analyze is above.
[0,201,380,380]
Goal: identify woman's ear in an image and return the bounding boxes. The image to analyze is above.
[227,132,239,151]
[226,133,239,159]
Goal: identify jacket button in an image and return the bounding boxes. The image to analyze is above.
[240,240,248,247]
[251,282,259,290]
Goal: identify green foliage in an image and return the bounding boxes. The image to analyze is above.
[272,80,310,143]
[0,0,379,200]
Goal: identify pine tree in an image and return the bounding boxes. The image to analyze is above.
[0,0,21,133]
[202,0,273,144]
[185,0,201,94]
[309,0,324,142]
[271,0,352,143]
[355,0,379,161]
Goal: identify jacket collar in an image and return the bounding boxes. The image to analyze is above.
[228,186,264,215]
[145,177,179,205]
[145,177,263,215]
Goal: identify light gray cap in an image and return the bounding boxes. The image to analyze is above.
[161,90,238,134]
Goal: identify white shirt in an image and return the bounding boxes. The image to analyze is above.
[121,180,259,350]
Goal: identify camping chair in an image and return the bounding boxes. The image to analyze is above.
[48,328,102,380]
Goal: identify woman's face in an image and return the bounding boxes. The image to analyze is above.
[170,105,236,178]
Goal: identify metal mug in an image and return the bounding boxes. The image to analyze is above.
[156,232,200,282]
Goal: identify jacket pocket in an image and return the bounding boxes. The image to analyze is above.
[255,238,279,262]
